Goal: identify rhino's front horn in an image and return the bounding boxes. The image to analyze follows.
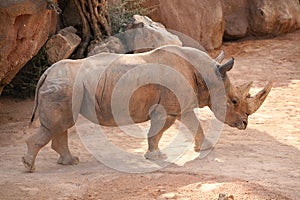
[247,81,273,114]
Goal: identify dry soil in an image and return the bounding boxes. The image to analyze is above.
[0,30,299,200]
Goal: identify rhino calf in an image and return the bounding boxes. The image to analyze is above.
[22,45,272,172]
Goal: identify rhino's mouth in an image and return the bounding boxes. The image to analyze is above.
[228,120,248,130]
[237,120,248,130]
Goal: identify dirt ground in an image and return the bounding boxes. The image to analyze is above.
[0,30,299,200]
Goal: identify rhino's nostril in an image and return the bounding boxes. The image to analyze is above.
[243,120,248,128]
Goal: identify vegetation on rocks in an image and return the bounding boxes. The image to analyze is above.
[2,47,50,98]
[109,0,155,34]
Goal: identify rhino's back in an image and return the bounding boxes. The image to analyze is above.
[80,49,202,126]
[37,46,216,128]
[80,53,163,126]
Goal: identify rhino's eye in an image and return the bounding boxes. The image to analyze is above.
[232,99,238,105]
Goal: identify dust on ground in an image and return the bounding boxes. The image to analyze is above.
[0,30,299,200]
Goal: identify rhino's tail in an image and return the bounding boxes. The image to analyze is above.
[30,71,48,123]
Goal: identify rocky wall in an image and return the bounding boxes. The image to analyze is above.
[0,0,57,94]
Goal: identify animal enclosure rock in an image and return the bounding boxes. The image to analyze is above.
[249,0,300,35]
[0,0,57,94]
[123,15,182,53]
[144,0,300,43]
[145,0,224,50]
[222,0,249,39]
[87,36,126,56]
[88,15,182,55]
[45,26,81,64]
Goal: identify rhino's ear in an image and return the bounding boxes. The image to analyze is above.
[217,57,234,77]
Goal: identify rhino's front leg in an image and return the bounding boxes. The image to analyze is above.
[51,130,79,165]
[179,111,213,152]
[144,113,176,160]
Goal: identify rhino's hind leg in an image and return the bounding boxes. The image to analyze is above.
[22,126,53,172]
[51,130,79,165]
[145,113,176,160]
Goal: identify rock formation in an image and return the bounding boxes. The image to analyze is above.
[146,0,224,50]
[88,15,182,55]
[0,0,57,94]
[249,0,300,36]
[45,26,81,64]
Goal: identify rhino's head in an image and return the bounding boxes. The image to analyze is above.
[210,58,273,130]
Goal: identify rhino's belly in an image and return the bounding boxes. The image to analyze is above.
[80,103,152,127]
[101,87,161,126]
[80,84,164,127]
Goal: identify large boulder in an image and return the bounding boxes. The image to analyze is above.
[222,0,250,39]
[45,26,81,64]
[144,0,300,43]
[249,0,300,35]
[146,0,224,50]
[123,15,182,53]
[222,0,300,38]
[88,36,126,56]
[0,0,57,94]
[88,15,182,55]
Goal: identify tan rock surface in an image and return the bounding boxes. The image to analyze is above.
[124,15,182,53]
[249,0,300,35]
[146,0,224,50]
[0,0,57,94]
[222,0,249,39]
[45,26,81,64]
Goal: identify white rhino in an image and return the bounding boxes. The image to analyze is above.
[22,45,272,172]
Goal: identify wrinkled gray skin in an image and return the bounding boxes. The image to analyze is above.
[22,45,272,172]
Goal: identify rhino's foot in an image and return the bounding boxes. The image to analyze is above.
[22,155,36,172]
[144,150,167,160]
[194,139,214,152]
[57,155,79,165]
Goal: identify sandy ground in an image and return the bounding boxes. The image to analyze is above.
[0,30,299,200]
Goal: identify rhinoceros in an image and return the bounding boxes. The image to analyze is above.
[22,45,272,172]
